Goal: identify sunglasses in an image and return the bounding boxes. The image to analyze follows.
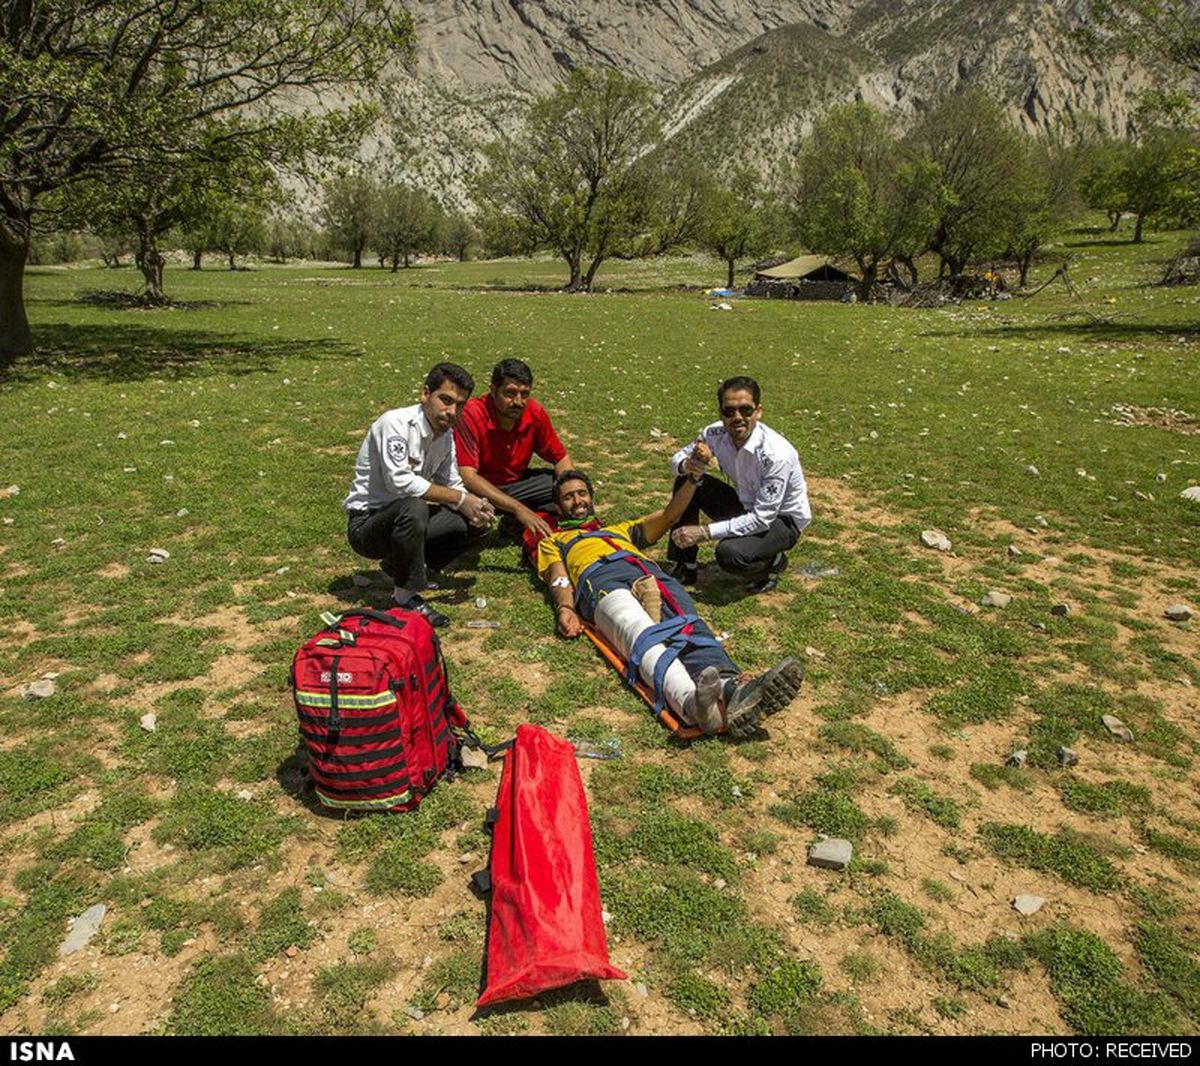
[721,404,757,418]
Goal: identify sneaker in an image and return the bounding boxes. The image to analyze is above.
[395,591,451,628]
[746,552,789,595]
[664,561,699,587]
[688,666,725,735]
[722,657,805,738]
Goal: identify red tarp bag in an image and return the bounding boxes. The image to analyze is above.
[476,723,627,1006]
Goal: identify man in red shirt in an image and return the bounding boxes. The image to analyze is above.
[453,359,574,539]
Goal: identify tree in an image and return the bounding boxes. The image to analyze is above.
[999,141,1082,287]
[442,212,479,262]
[1083,1,1200,76]
[374,184,440,271]
[1077,136,1134,231]
[204,201,269,270]
[697,169,778,289]
[322,175,380,269]
[908,90,1026,276]
[475,69,661,291]
[0,0,412,365]
[1123,132,1199,241]
[793,102,946,300]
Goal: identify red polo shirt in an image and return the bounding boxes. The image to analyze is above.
[454,395,567,486]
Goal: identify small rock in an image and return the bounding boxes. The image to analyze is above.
[1007,545,1023,558]
[51,537,66,547]
[804,645,826,659]
[60,904,106,955]
[807,837,853,871]
[139,713,157,733]
[351,573,372,588]
[1156,473,1167,483]
[921,529,952,552]
[730,785,743,799]
[404,1005,424,1022]
[1034,515,1049,528]
[1024,465,1040,477]
[1006,750,1027,768]
[109,1003,120,1014]
[285,945,298,958]
[621,1017,631,1031]
[1102,715,1133,742]
[147,547,170,563]
[160,439,175,446]
[998,996,1012,1010]
[21,677,57,700]
[980,590,1012,608]
[601,909,613,925]
[1,484,19,498]
[635,982,649,999]
[1051,603,1071,617]
[1164,603,1194,622]
[1013,894,1045,917]
[117,432,127,440]
[275,566,290,575]
[175,508,189,518]
[714,878,727,890]
[1179,486,1200,503]
[434,992,450,1010]
[1057,746,1079,767]
[236,789,253,800]
[457,852,476,865]
[460,746,488,770]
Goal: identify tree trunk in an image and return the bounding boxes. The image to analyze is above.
[403,252,411,268]
[377,253,386,268]
[1134,214,1145,243]
[858,262,876,302]
[726,258,735,289]
[1018,255,1032,289]
[582,256,604,293]
[352,246,362,269]
[564,253,583,291]
[227,252,236,271]
[192,248,202,270]
[898,256,918,289]
[0,218,32,366]
[390,255,399,273]
[1108,210,1122,232]
[458,247,468,262]
[134,218,167,305]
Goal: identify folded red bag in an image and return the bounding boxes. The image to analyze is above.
[476,723,627,1007]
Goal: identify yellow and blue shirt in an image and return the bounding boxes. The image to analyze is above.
[536,518,651,586]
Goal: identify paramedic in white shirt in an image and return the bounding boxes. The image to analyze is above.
[667,375,811,595]
[344,362,495,628]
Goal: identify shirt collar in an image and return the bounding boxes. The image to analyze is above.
[416,406,437,439]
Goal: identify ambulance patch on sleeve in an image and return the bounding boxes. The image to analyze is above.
[386,437,407,464]
[763,477,784,501]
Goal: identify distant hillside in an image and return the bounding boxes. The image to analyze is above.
[369,0,1165,207]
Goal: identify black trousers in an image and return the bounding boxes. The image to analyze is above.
[666,474,800,578]
[494,468,559,537]
[346,497,485,590]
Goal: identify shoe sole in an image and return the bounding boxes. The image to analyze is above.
[725,657,805,738]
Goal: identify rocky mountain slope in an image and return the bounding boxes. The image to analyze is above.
[380,0,1160,205]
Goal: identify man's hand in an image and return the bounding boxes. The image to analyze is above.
[671,525,708,550]
[556,606,584,639]
[683,439,713,479]
[458,493,495,528]
[517,505,553,539]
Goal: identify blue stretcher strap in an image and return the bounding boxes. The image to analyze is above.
[626,614,696,684]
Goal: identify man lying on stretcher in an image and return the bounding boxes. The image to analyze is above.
[533,468,804,738]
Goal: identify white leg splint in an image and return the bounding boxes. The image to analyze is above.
[593,589,697,723]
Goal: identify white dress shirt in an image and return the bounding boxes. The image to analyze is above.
[343,404,465,512]
[671,421,811,539]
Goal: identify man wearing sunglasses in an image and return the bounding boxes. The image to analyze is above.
[666,376,810,594]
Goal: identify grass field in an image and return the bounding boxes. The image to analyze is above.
[1,226,1198,1036]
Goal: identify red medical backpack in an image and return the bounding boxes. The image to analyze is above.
[291,607,469,813]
